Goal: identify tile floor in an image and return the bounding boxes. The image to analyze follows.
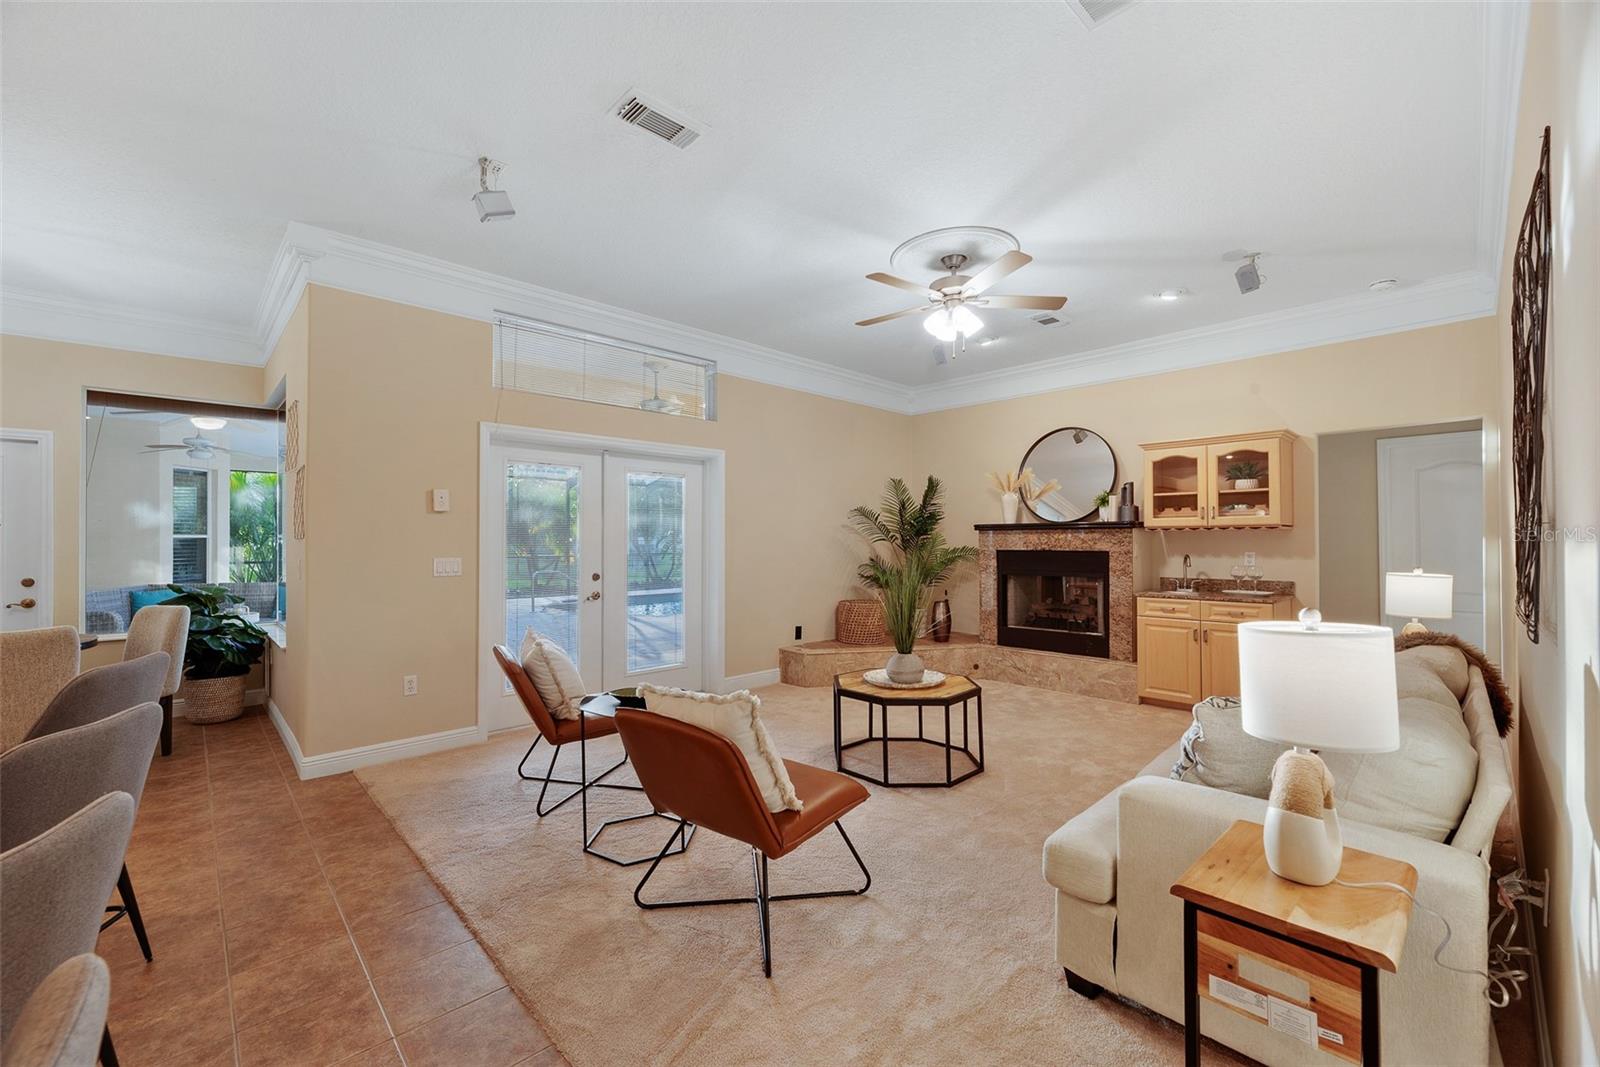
[98,705,565,1067]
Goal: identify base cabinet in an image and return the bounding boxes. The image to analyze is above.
[1137,597,1290,706]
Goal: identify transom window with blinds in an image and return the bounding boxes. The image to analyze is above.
[492,314,717,421]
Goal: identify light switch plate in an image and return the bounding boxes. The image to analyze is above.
[430,489,451,512]
[432,557,462,577]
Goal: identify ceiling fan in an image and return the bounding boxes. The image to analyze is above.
[143,434,231,461]
[855,250,1067,342]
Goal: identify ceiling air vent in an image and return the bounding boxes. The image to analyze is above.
[1064,0,1138,30]
[1030,312,1070,328]
[613,91,703,149]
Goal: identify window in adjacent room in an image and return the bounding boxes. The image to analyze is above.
[83,391,285,635]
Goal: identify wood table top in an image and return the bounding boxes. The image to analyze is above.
[833,671,979,703]
[1171,820,1417,972]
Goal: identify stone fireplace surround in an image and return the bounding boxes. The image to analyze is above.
[977,524,1137,662]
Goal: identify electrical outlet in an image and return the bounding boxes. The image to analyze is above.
[1243,552,1258,567]
[403,675,418,696]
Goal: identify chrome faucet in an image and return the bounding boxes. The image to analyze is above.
[1181,553,1192,591]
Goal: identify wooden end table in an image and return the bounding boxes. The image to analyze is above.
[832,671,983,787]
[1170,821,1416,1066]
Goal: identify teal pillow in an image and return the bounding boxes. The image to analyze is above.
[129,588,178,615]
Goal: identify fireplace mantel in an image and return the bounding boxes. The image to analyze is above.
[975,524,1137,663]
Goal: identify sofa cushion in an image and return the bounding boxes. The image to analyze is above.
[128,588,178,614]
[1170,656,1479,843]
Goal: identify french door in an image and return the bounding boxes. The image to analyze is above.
[483,443,703,732]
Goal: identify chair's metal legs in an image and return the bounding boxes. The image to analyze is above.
[100,865,152,961]
[517,730,690,865]
[633,821,871,975]
[100,1026,120,1067]
[516,734,640,817]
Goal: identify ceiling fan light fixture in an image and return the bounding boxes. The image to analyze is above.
[190,416,227,431]
[923,305,983,342]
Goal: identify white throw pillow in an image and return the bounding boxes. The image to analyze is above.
[518,631,585,721]
[639,685,803,813]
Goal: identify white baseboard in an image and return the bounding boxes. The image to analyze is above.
[721,667,780,691]
[266,700,485,780]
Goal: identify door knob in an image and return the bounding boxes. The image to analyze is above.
[19,577,34,588]
[591,573,601,581]
[5,598,37,610]
[586,591,601,601]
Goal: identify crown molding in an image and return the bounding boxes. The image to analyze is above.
[905,271,1498,414]
[0,286,260,365]
[277,223,917,413]
[1476,0,1531,291]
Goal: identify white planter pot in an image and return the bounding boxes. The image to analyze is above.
[1233,478,1260,490]
[1099,504,1117,522]
[1001,491,1021,524]
[886,651,925,685]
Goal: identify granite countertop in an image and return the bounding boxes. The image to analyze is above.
[1137,578,1295,604]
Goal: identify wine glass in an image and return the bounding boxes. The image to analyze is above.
[1230,565,1246,589]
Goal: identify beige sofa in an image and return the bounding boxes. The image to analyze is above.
[1042,645,1513,1066]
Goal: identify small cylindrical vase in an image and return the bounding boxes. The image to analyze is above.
[1001,491,1021,524]
[930,598,952,643]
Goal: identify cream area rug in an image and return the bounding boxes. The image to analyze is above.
[357,681,1234,1066]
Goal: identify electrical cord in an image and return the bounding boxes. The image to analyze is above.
[1334,872,1538,1007]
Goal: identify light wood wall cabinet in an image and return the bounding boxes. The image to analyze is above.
[1141,430,1297,529]
[1136,596,1291,706]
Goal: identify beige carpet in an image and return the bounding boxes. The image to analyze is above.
[356,681,1230,1066]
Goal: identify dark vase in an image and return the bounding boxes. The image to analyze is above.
[930,598,952,643]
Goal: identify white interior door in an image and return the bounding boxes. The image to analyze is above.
[481,446,603,732]
[1,431,52,632]
[601,454,703,691]
[1377,430,1484,646]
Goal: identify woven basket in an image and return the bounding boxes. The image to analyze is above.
[180,674,247,724]
[835,599,891,646]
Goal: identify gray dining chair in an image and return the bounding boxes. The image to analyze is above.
[24,652,169,743]
[123,605,188,757]
[0,955,111,1067]
[0,626,80,752]
[0,792,135,1053]
[0,704,163,962]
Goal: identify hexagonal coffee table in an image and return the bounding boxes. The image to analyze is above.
[832,671,984,788]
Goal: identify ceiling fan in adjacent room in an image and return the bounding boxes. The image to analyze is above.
[854,250,1068,344]
[143,417,232,460]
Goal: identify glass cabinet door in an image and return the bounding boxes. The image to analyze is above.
[1206,437,1287,527]
[1144,446,1207,527]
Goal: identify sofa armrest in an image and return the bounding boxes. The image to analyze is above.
[1452,666,1513,858]
[1042,789,1120,903]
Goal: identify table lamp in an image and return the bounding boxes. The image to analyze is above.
[1384,568,1453,636]
[1238,610,1399,885]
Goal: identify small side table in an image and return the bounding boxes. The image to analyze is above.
[1170,821,1416,1066]
[832,671,983,787]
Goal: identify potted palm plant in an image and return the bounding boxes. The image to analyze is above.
[160,583,270,724]
[849,477,977,684]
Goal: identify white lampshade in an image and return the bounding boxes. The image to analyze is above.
[1238,618,1399,753]
[1385,568,1454,620]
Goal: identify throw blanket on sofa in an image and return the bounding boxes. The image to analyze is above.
[1394,631,1514,735]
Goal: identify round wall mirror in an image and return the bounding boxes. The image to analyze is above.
[1019,427,1118,523]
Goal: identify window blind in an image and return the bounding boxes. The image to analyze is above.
[492,314,716,421]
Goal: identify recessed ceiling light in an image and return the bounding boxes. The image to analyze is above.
[977,336,1000,347]
[1368,278,1399,292]
[1155,288,1187,302]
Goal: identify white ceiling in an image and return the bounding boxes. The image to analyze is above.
[2,2,1518,393]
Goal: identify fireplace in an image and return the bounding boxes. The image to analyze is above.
[996,549,1111,658]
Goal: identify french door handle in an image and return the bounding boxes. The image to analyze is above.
[586,591,601,602]
[5,598,37,610]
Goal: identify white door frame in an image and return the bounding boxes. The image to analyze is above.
[477,422,725,735]
[1,428,55,629]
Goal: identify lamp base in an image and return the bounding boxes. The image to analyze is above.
[1264,749,1343,885]
[1400,618,1430,636]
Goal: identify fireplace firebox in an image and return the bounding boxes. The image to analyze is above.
[996,549,1111,658]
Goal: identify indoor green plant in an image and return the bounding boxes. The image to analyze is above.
[1093,489,1116,522]
[849,477,977,684]
[160,583,270,724]
[1225,459,1263,489]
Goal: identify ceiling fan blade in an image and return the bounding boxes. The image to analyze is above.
[855,306,931,327]
[142,444,188,451]
[866,272,937,297]
[976,295,1068,311]
[961,250,1033,296]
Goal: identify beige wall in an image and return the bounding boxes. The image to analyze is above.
[260,295,311,744]
[0,334,263,645]
[1496,4,1600,1064]
[1316,419,1481,625]
[910,319,1503,641]
[291,285,911,756]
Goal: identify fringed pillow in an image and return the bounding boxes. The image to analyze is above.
[519,631,585,721]
[639,685,803,813]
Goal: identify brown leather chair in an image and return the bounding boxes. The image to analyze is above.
[492,646,691,867]
[615,707,871,976]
